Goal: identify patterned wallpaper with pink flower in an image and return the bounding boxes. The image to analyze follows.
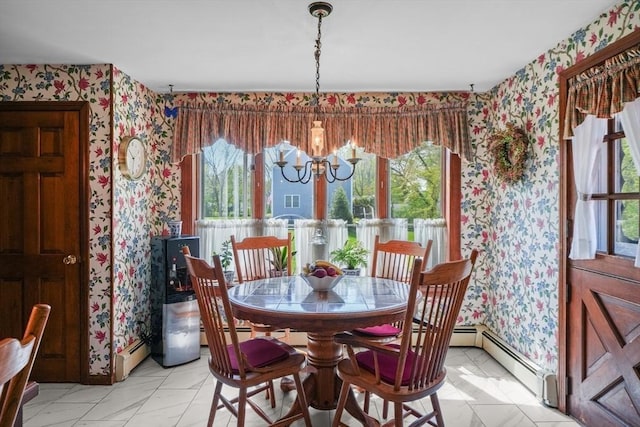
[462,1,640,373]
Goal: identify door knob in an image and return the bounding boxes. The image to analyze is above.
[63,255,78,265]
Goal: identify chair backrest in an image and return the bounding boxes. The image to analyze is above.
[394,250,478,391]
[182,247,248,378]
[230,235,292,283]
[371,235,433,283]
[0,304,50,427]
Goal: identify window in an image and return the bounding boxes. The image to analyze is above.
[192,138,458,260]
[200,139,252,218]
[389,142,442,219]
[592,118,640,257]
[285,194,300,208]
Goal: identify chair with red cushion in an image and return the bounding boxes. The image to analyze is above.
[0,304,50,427]
[332,250,478,427]
[355,235,433,339]
[354,235,432,416]
[182,248,311,427]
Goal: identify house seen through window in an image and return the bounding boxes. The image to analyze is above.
[201,139,443,235]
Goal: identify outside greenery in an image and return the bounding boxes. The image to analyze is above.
[618,138,639,242]
[390,142,441,219]
[202,139,441,225]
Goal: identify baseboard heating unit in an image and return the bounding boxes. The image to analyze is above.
[115,339,151,382]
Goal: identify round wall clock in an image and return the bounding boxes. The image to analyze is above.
[118,136,147,180]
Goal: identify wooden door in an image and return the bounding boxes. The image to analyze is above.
[0,102,88,382]
[567,260,640,426]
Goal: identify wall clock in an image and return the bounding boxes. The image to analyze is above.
[118,136,147,180]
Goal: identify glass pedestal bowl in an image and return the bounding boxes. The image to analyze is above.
[300,273,344,291]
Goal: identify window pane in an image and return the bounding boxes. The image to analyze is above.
[594,199,607,252]
[615,199,639,257]
[201,139,252,218]
[325,144,375,223]
[390,142,442,219]
[614,137,640,193]
[592,141,607,194]
[266,143,313,220]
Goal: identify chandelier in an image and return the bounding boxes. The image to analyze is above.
[276,2,360,184]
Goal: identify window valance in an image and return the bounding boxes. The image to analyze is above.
[171,99,469,163]
[564,44,640,138]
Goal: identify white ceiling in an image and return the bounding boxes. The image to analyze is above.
[0,0,618,94]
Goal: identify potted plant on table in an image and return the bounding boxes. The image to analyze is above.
[214,240,235,284]
[330,239,369,276]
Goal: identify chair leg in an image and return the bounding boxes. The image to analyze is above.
[331,380,351,427]
[238,387,247,426]
[266,380,276,407]
[209,381,223,427]
[363,391,370,413]
[430,392,444,426]
[382,398,390,418]
[293,372,313,426]
[394,401,403,427]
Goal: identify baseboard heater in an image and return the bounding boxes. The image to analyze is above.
[476,326,558,407]
[115,339,151,382]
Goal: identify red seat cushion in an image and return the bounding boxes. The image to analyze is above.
[355,344,415,385]
[227,339,289,373]
[353,323,401,337]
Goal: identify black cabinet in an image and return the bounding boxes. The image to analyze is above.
[150,235,201,367]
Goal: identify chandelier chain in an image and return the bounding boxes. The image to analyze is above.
[314,13,323,107]
[276,2,360,184]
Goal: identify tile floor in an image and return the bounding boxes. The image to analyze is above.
[23,347,581,426]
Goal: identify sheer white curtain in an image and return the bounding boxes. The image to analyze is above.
[262,218,289,238]
[293,219,347,273]
[616,97,640,266]
[414,218,447,269]
[196,219,261,264]
[356,219,408,271]
[569,115,607,260]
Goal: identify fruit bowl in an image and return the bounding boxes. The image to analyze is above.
[300,273,344,291]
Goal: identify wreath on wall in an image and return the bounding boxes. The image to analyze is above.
[488,123,530,183]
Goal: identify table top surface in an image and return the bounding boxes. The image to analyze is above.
[227,275,410,318]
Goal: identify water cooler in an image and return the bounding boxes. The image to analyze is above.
[150,235,201,367]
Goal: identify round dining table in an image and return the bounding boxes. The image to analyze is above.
[227,274,410,425]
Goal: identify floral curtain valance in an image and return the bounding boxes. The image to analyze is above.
[171,99,469,163]
[564,44,640,138]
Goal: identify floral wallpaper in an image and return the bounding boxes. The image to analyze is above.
[0,64,181,378]
[462,0,640,373]
[1,0,638,382]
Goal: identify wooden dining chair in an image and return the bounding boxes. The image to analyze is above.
[182,249,312,427]
[0,304,50,427]
[332,250,478,427]
[230,235,292,341]
[355,235,433,416]
[356,235,433,338]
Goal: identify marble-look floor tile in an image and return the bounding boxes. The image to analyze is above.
[124,388,197,427]
[471,403,537,427]
[55,384,113,404]
[24,346,565,427]
[519,402,580,423]
[80,377,164,421]
[23,402,95,427]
